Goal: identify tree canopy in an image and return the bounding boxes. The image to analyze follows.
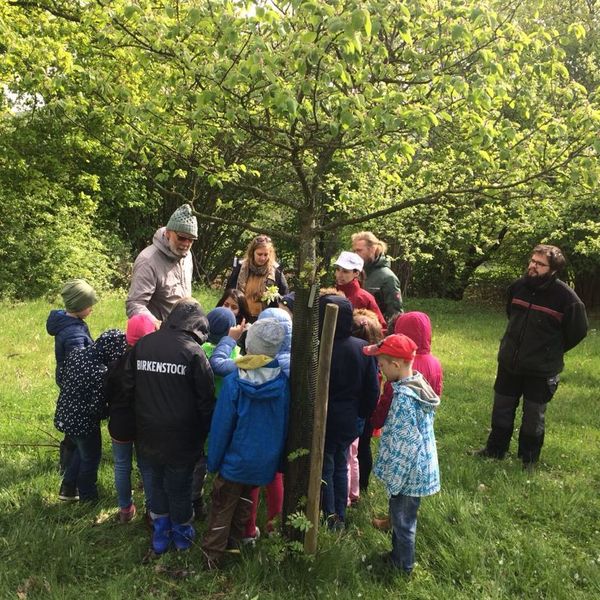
[1,0,598,301]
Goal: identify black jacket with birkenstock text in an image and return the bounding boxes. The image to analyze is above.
[497,275,588,378]
[130,302,215,465]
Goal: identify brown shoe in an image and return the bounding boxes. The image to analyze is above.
[119,503,137,523]
[372,516,391,531]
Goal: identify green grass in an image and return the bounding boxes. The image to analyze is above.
[1,294,599,599]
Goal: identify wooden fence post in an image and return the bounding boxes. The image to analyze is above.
[304,302,338,554]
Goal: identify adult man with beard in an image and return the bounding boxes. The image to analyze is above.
[126,204,198,324]
[474,244,588,470]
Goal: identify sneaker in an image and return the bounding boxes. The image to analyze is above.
[379,552,412,575]
[172,523,195,551]
[200,554,220,571]
[225,537,242,554]
[58,482,79,502]
[241,525,260,546]
[372,516,391,531]
[327,515,345,531]
[119,503,137,523]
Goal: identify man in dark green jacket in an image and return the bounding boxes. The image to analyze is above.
[352,231,403,325]
[474,244,588,470]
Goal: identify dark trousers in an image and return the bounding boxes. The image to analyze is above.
[62,427,102,501]
[358,422,374,490]
[202,475,255,562]
[149,462,195,525]
[485,365,558,463]
[321,440,350,521]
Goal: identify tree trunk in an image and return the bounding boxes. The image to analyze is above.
[282,219,319,540]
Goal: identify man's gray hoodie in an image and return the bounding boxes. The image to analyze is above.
[126,227,193,321]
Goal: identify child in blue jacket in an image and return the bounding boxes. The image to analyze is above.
[46,279,97,476]
[363,333,440,575]
[202,318,289,568]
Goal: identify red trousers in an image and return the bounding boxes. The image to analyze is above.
[244,471,284,536]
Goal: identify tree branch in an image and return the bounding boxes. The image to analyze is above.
[191,210,297,242]
[9,0,81,22]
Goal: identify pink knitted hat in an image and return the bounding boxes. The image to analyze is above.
[126,314,157,346]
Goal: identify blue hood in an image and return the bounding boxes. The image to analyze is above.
[237,359,285,401]
[46,310,80,336]
[319,295,353,339]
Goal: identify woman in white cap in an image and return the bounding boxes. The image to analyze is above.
[333,251,386,332]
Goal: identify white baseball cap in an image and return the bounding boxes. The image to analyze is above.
[334,251,364,272]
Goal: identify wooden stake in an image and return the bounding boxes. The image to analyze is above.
[304,302,338,554]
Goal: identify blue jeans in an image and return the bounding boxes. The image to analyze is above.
[149,462,195,525]
[321,441,350,521]
[389,494,421,573]
[62,427,102,501]
[111,440,154,510]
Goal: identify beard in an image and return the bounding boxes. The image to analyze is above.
[167,239,190,258]
[524,270,554,288]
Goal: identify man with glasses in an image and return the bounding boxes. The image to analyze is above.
[473,244,588,471]
[126,204,198,324]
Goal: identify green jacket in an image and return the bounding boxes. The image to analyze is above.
[364,254,403,321]
[202,341,240,398]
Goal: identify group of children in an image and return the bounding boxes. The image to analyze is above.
[47,266,444,575]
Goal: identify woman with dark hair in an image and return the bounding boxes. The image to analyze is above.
[226,235,289,321]
[216,289,252,325]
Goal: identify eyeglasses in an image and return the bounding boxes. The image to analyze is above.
[254,235,271,243]
[529,258,549,268]
[175,234,195,243]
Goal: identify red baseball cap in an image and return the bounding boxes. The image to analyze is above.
[363,334,417,360]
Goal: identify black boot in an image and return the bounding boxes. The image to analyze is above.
[480,426,513,459]
[517,431,544,466]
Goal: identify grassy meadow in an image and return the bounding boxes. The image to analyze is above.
[0,292,599,599]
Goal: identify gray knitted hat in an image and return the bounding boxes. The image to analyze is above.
[61,279,98,313]
[166,204,198,239]
[246,318,285,357]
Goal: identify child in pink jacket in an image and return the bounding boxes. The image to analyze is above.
[371,311,443,430]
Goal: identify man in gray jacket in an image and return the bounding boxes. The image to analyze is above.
[126,204,198,324]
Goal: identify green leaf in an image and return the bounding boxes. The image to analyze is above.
[187,8,202,25]
[351,9,365,32]
[364,10,372,38]
[123,5,141,20]
[452,25,469,42]
[301,30,317,44]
